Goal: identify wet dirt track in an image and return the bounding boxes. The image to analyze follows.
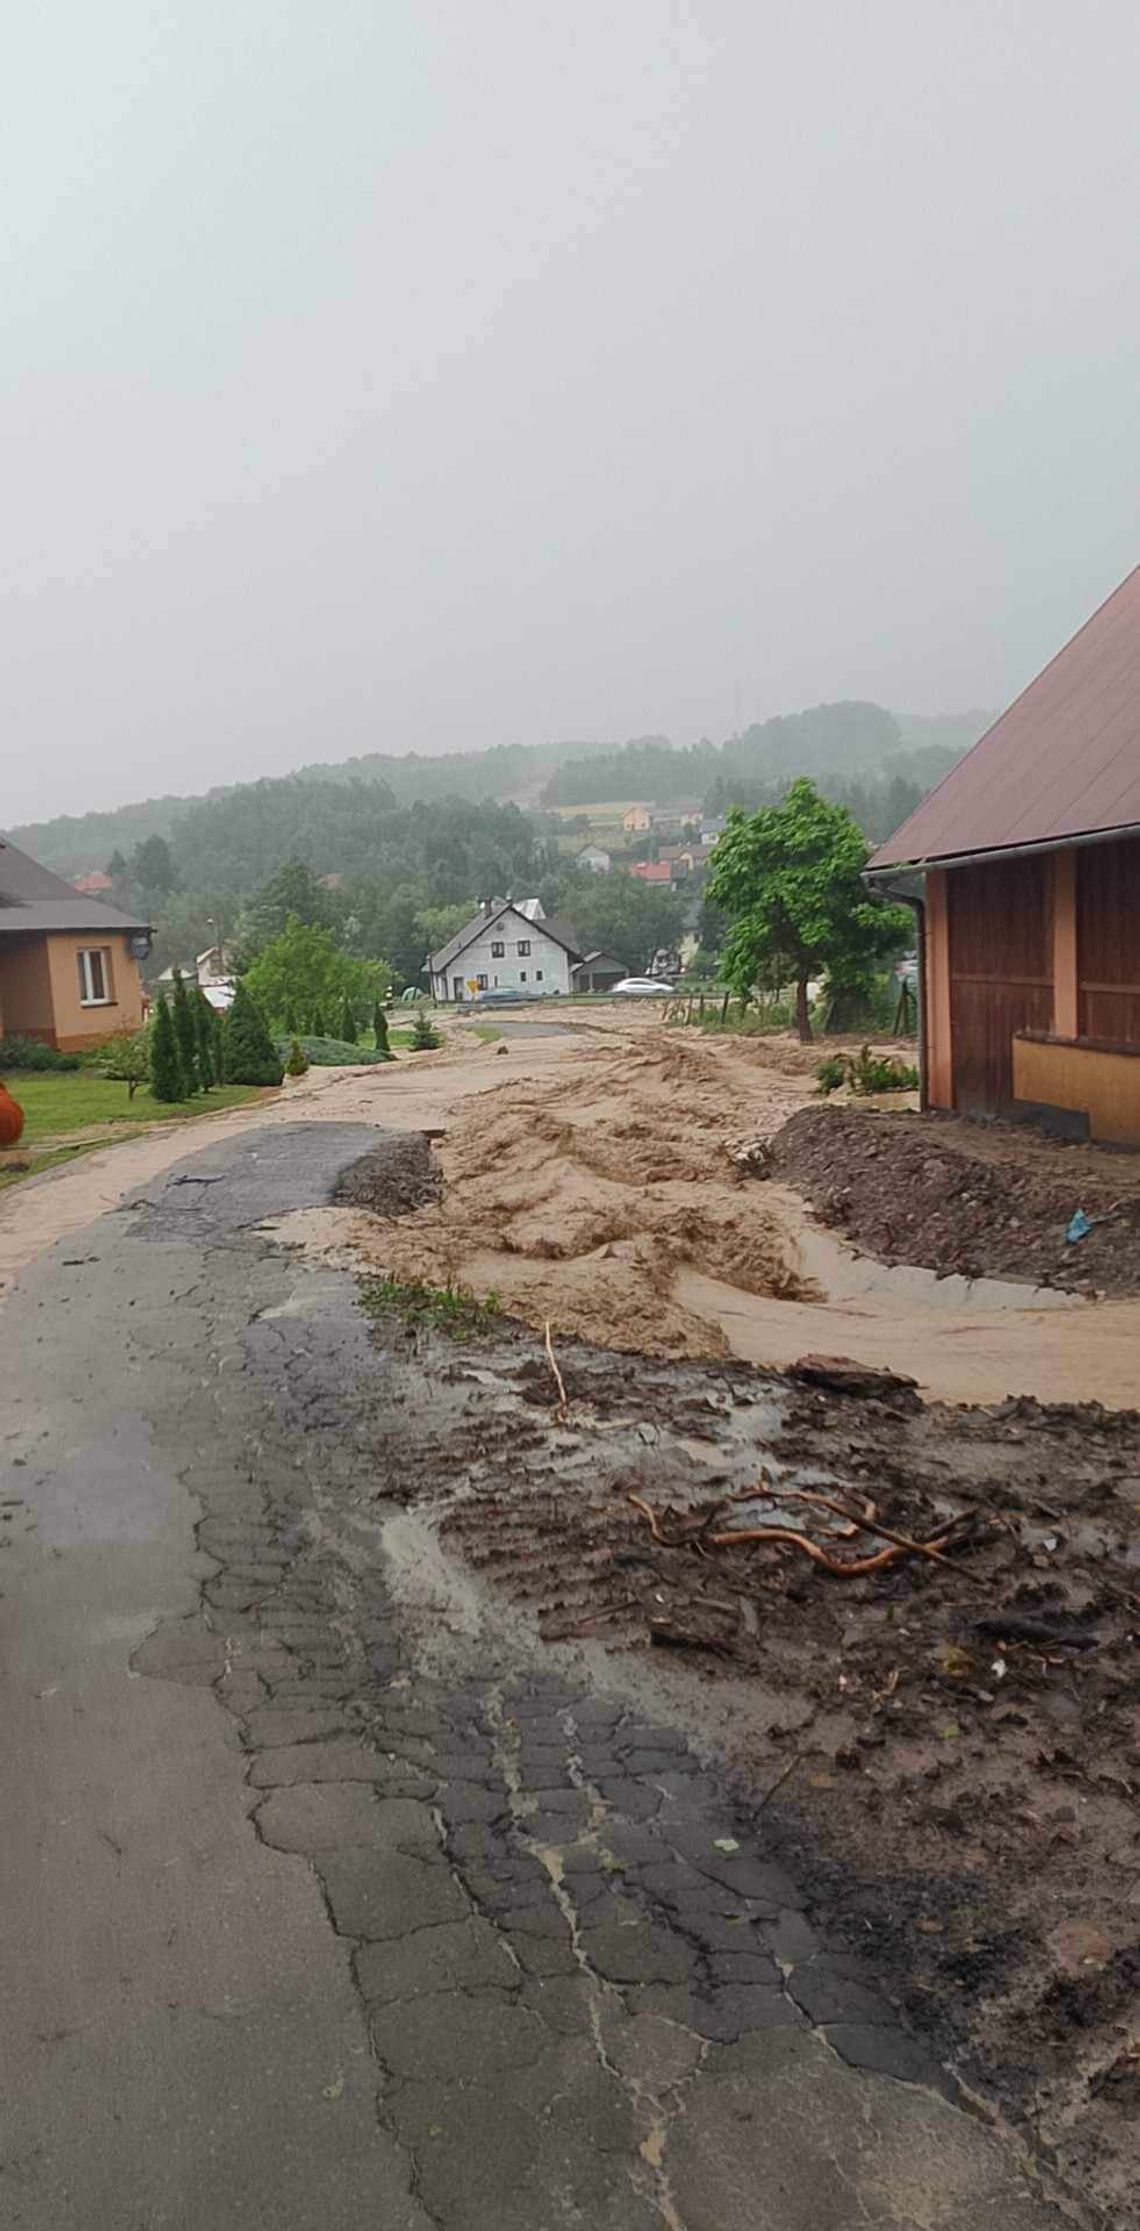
[0,1123,1082,2231]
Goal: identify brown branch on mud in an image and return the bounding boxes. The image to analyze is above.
[780,1486,995,1584]
[543,1319,569,1422]
[626,1489,980,1580]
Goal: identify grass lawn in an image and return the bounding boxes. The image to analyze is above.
[10,1074,264,1145]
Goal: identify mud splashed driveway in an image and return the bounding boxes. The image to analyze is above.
[0,1124,1098,2228]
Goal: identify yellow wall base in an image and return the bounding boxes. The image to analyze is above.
[1013,1034,1140,1148]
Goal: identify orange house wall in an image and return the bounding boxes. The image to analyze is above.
[0,933,144,1048]
[47,933,145,1048]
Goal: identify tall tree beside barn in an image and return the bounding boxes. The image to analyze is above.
[707,779,910,1041]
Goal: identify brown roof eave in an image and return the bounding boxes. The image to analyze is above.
[865,819,1140,881]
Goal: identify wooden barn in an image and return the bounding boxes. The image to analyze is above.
[869,567,1140,1146]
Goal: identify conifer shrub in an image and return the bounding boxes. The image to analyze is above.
[222,982,284,1086]
[149,997,184,1101]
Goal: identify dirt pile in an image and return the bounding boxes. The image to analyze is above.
[362,1311,1140,2226]
[333,1131,442,1216]
[770,1104,1140,1294]
[341,1033,811,1356]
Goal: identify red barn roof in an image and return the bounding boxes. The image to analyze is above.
[872,566,1140,870]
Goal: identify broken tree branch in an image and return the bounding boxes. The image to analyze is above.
[543,1319,568,1421]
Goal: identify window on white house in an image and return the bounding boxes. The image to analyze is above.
[519,970,527,982]
[78,947,113,1005]
[535,970,543,981]
[517,940,530,956]
[476,973,488,990]
[491,941,505,958]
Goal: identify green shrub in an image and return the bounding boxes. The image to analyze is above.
[410,1007,441,1051]
[816,1044,918,1097]
[222,982,284,1086]
[275,1034,391,1067]
[285,1036,309,1077]
[170,970,199,1094]
[0,1036,80,1072]
[338,995,358,1044]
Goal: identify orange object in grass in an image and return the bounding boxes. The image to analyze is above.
[0,1081,26,1148]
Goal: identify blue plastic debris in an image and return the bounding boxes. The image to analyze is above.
[1065,1209,1093,1244]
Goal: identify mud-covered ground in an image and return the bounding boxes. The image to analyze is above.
[359,1301,1140,2226]
[771,1104,1140,1295]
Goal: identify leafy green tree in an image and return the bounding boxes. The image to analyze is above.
[706,779,910,1042]
[213,1009,226,1083]
[102,1030,149,1099]
[372,1001,389,1054]
[338,994,358,1044]
[149,997,183,1101]
[243,918,389,1034]
[238,858,332,956]
[195,989,216,1086]
[170,970,199,1092]
[310,1003,326,1037]
[129,833,180,902]
[221,982,284,1085]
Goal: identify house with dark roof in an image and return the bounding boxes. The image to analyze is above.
[868,566,1140,1144]
[426,901,581,1001]
[0,834,152,1048]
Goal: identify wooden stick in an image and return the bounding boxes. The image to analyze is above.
[543,1318,568,1419]
[780,1487,989,1580]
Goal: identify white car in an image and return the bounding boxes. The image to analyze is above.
[611,976,674,997]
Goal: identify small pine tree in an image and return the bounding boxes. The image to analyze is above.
[170,970,199,1093]
[283,995,299,1034]
[339,994,357,1044]
[195,989,216,1087]
[149,997,184,1102]
[310,1004,326,1038]
[372,1001,389,1054]
[213,1009,227,1083]
[221,981,285,1086]
[285,1036,309,1077]
[411,1006,441,1051]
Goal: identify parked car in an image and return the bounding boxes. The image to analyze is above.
[611,976,674,998]
[469,987,531,1008]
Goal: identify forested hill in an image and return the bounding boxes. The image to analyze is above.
[539,701,984,806]
[9,702,990,880]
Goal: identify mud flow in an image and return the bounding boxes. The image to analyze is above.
[357,1308,1139,2225]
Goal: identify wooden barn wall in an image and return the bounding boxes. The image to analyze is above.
[947,855,1053,1111]
[1078,835,1140,1047]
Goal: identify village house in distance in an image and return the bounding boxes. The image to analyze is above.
[870,563,1140,1145]
[427,899,623,1001]
[0,833,151,1048]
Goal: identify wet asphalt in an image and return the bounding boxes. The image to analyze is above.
[0,1122,1076,2229]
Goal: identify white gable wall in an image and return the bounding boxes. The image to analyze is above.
[430,911,572,1000]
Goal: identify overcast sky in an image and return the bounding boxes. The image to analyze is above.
[4,2,1139,824]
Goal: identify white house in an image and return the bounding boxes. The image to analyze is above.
[576,844,612,873]
[427,901,580,1001]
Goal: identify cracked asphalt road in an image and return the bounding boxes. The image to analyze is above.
[0,1122,1076,2229]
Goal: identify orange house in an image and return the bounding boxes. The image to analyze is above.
[0,835,152,1051]
[869,567,1140,1147]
